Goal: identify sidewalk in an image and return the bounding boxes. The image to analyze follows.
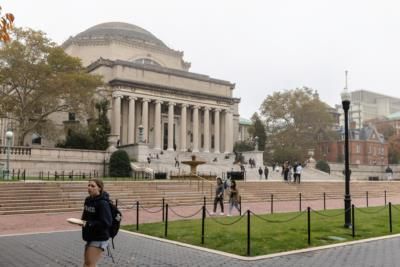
[0,194,397,235]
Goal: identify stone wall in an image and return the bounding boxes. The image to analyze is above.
[0,146,109,177]
[329,162,399,180]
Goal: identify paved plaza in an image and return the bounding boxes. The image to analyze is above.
[1,229,400,267]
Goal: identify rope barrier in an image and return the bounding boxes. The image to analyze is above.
[310,207,350,217]
[205,208,246,226]
[249,210,306,223]
[168,206,203,218]
[355,206,387,214]
[138,204,164,213]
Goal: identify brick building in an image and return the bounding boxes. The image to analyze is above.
[316,125,388,165]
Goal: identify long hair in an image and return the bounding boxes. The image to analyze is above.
[90,178,104,194]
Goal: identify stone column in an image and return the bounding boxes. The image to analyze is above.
[112,93,122,137]
[192,106,199,152]
[203,107,210,153]
[127,96,136,144]
[167,102,175,151]
[180,104,188,152]
[214,108,220,153]
[141,98,150,143]
[154,100,162,150]
[224,110,233,153]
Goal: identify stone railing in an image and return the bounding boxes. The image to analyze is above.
[0,146,32,155]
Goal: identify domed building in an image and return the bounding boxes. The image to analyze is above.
[62,22,240,154]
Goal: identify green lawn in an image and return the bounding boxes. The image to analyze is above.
[123,205,400,256]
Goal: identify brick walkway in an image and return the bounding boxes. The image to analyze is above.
[1,229,400,266]
[1,192,400,266]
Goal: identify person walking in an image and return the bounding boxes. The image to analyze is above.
[81,178,112,267]
[264,166,269,180]
[228,180,240,216]
[212,177,225,215]
[258,166,263,180]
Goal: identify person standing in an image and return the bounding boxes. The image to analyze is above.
[258,167,263,180]
[295,164,303,184]
[228,180,240,216]
[264,166,269,180]
[386,166,393,181]
[81,179,112,267]
[212,177,225,215]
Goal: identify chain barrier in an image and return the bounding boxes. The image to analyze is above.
[168,206,203,219]
[205,208,246,226]
[115,200,136,210]
[355,206,387,214]
[310,207,350,217]
[249,209,306,223]
[138,203,164,213]
[391,205,400,212]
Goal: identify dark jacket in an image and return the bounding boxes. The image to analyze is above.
[81,192,112,242]
[215,184,224,199]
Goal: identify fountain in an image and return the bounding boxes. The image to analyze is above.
[181,155,206,175]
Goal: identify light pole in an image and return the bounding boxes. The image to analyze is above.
[341,75,352,228]
[5,129,13,180]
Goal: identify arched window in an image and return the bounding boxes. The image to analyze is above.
[133,58,161,66]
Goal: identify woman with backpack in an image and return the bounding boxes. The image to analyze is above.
[81,178,112,267]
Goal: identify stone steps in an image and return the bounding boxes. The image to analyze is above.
[1,181,400,215]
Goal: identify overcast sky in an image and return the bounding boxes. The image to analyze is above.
[2,0,400,118]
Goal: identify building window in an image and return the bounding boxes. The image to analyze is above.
[68,112,76,121]
[201,134,204,148]
[211,114,215,124]
[356,144,360,153]
[211,135,215,149]
[134,58,161,66]
[32,133,41,145]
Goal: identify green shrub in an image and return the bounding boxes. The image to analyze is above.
[316,160,330,173]
[234,141,254,152]
[109,150,131,177]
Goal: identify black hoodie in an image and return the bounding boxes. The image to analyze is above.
[81,191,112,242]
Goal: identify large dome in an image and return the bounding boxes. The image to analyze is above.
[73,22,168,48]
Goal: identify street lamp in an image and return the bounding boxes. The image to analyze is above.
[341,76,352,228]
[5,129,13,180]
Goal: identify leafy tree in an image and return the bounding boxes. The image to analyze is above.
[388,135,400,164]
[234,141,254,152]
[0,5,14,42]
[260,87,335,163]
[109,150,131,177]
[88,99,111,150]
[57,129,93,149]
[248,112,266,151]
[0,28,102,145]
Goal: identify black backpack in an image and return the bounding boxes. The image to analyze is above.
[108,199,122,249]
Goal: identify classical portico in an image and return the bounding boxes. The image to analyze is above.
[110,93,235,153]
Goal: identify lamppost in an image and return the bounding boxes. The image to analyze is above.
[5,129,13,180]
[341,74,352,228]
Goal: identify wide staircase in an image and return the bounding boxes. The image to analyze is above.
[1,180,400,215]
